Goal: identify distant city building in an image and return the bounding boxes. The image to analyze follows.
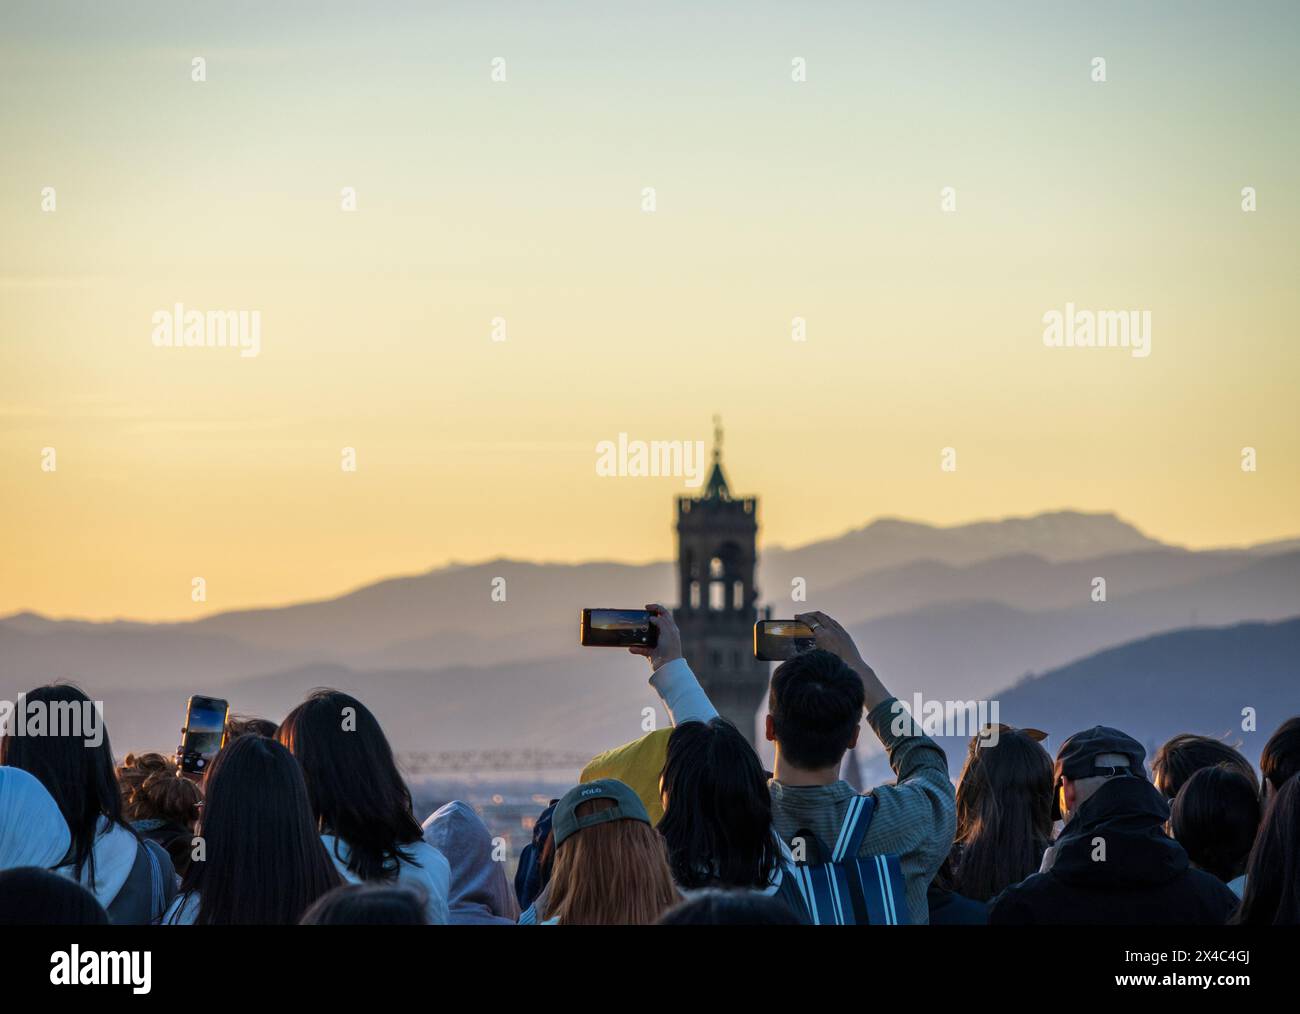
[674,420,770,745]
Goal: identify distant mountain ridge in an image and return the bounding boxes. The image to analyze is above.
[2,510,1297,764]
[907,617,1300,782]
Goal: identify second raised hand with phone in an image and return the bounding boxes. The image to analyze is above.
[754,620,817,661]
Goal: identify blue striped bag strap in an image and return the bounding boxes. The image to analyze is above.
[831,793,876,862]
[838,794,911,925]
[788,828,836,925]
[825,795,872,924]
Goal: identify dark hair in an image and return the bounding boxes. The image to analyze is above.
[118,752,201,827]
[299,883,428,925]
[116,751,171,802]
[947,727,1054,902]
[176,735,340,924]
[0,683,132,886]
[657,889,803,926]
[226,714,279,741]
[0,868,110,926]
[1152,734,1259,799]
[1170,766,1261,884]
[657,719,779,890]
[768,649,864,770]
[1233,774,1300,925]
[276,689,422,882]
[1261,717,1300,796]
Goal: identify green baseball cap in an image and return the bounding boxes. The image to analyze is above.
[552,779,650,847]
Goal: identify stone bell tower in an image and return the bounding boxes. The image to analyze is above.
[674,419,770,745]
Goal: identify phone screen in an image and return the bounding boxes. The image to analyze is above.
[754,620,817,661]
[580,608,658,648]
[180,696,229,774]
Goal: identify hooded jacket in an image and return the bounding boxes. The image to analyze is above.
[989,776,1239,925]
[0,767,71,871]
[423,801,520,925]
[61,818,177,924]
[321,833,450,925]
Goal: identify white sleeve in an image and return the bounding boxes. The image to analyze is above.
[648,658,719,726]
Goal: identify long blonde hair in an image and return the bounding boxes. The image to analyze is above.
[543,798,678,925]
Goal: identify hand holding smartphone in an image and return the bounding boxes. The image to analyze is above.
[580,604,683,671]
[176,695,229,777]
[754,620,818,661]
[579,608,659,648]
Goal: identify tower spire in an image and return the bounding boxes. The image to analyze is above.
[704,414,730,500]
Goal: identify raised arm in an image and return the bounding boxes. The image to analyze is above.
[631,603,718,725]
[579,604,717,823]
[793,610,956,922]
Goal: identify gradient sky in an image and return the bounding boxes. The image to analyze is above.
[2,1,1298,621]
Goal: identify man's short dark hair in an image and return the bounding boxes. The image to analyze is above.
[1261,716,1300,794]
[768,649,864,770]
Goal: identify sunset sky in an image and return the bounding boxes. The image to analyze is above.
[3,1,1298,621]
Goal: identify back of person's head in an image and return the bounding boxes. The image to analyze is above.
[657,718,777,891]
[225,714,278,741]
[0,868,109,926]
[1170,766,1261,884]
[767,649,864,770]
[423,800,520,924]
[545,791,678,925]
[1152,734,1259,799]
[299,883,428,925]
[657,889,802,925]
[0,765,71,872]
[0,683,123,884]
[952,727,1054,901]
[276,689,421,882]
[1234,774,1300,925]
[1052,725,1148,821]
[1066,760,1134,813]
[116,751,171,805]
[1261,717,1300,798]
[119,752,201,828]
[179,734,340,924]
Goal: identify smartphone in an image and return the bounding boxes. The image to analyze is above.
[754,620,817,661]
[580,608,659,648]
[178,695,229,775]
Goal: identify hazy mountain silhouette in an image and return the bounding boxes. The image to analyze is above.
[2,512,1298,764]
[85,653,658,760]
[759,510,1166,595]
[815,547,1261,623]
[841,550,1300,704]
[903,617,1300,781]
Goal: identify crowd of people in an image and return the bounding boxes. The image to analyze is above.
[0,604,1297,926]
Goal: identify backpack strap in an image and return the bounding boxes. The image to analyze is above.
[789,827,832,866]
[788,827,834,924]
[831,793,877,862]
[142,839,168,921]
